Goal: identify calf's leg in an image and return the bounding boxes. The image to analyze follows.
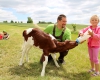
[41,55,48,76]
[25,46,32,62]
[19,44,27,65]
[19,42,32,65]
[40,54,53,63]
[50,53,60,67]
[40,54,44,63]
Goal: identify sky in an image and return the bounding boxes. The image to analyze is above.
[0,0,100,25]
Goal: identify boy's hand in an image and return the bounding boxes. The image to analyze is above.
[80,40,86,44]
[79,33,84,36]
[78,33,86,44]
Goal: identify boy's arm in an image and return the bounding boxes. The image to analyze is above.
[44,24,54,34]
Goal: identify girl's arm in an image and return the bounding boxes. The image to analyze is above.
[92,28,100,40]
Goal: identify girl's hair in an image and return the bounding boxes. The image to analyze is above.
[90,15,99,22]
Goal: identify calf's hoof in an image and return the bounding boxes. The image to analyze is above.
[41,72,45,77]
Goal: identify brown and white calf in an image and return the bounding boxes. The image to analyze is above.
[19,28,78,76]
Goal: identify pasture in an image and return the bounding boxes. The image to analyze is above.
[0,23,100,80]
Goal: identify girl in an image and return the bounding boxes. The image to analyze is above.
[79,15,100,76]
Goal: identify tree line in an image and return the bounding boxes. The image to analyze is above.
[38,21,53,24]
[3,17,53,24]
[3,17,33,23]
[2,16,77,32]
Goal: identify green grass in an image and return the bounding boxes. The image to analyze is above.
[0,23,100,80]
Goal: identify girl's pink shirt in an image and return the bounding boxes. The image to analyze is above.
[79,26,100,47]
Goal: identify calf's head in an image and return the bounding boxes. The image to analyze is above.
[63,40,78,50]
[54,40,78,50]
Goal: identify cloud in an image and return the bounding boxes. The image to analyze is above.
[0,0,100,24]
[0,8,17,22]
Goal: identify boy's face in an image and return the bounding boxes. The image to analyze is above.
[90,17,99,26]
[58,17,67,28]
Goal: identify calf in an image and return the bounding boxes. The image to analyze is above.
[19,28,78,76]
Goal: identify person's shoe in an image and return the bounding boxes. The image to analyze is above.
[92,72,99,76]
[57,59,66,64]
[61,60,66,65]
[88,69,95,73]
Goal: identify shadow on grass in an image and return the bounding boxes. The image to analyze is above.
[54,65,91,80]
[9,62,91,80]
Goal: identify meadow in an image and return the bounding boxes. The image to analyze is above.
[0,23,100,80]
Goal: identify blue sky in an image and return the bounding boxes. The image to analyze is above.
[3,8,29,20]
[0,0,100,25]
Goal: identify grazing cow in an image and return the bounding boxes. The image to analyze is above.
[19,28,78,76]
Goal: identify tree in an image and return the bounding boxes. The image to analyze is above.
[38,21,53,24]
[10,20,14,23]
[15,21,17,23]
[72,24,76,31]
[21,21,23,23]
[27,17,33,23]
[3,21,8,23]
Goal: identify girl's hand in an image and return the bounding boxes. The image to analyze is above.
[88,30,93,36]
